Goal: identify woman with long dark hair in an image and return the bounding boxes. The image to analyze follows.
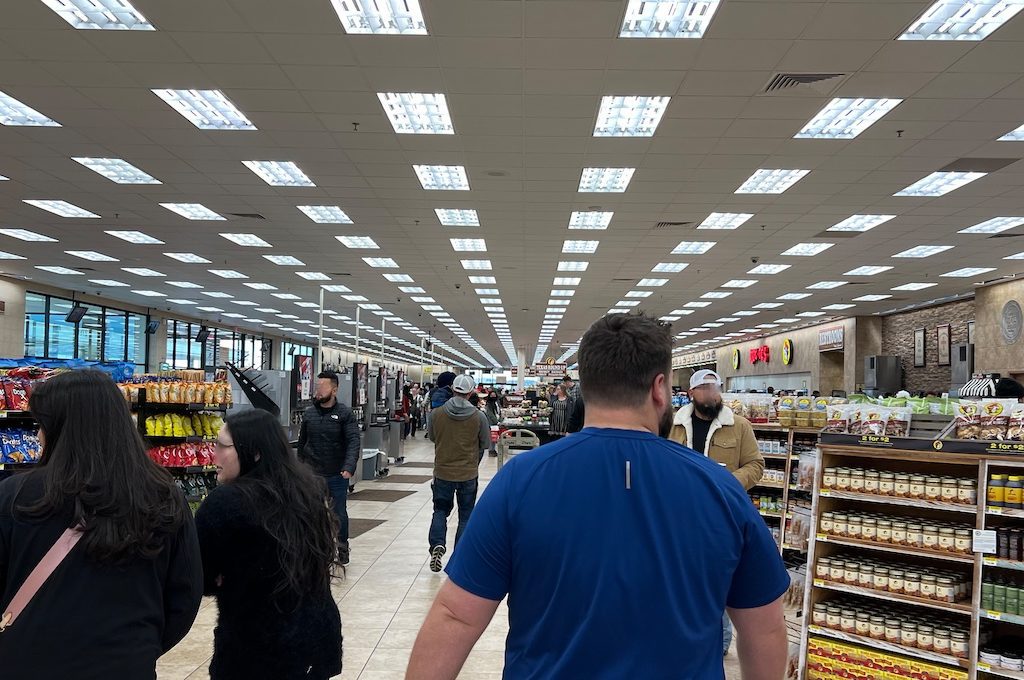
[0,370,202,678]
[196,408,342,680]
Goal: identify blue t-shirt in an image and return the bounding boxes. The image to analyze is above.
[446,427,790,680]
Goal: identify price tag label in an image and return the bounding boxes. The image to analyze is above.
[989,506,1003,515]
[984,556,998,566]
[974,529,998,554]
[978,662,992,672]
[987,610,1002,621]
[814,579,825,587]
[0,412,8,419]
[820,489,831,497]
[816,534,827,541]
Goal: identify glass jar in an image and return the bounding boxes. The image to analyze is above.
[951,631,969,659]
[917,624,934,652]
[879,472,896,496]
[892,521,908,546]
[925,477,943,501]
[840,609,857,634]
[815,557,831,580]
[858,564,874,589]
[900,621,918,648]
[847,514,863,539]
[889,568,906,594]
[941,478,959,503]
[812,603,827,626]
[864,470,880,494]
[843,560,860,585]
[954,529,972,554]
[907,523,924,548]
[957,479,978,505]
[823,467,837,489]
[904,571,921,597]
[869,615,886,640]
[894,473,911,498]
[921,574,938,599]
[833,513,849,538]
[829,559,845,583]
[855,612,870,637]
[933,628,951,655]
[910,475,927,499]
[937,577,956,603]
[923,525,940,550]
[820,512,835,535]
[877,519,893,544]
[939,527,956,552]
[884,618,902,644]
[990,474,1008,507]
[849,469,866,493]
[836,468,851,491]
[862,518,878,541]
[873,566,890,592]
[826,605,841,629]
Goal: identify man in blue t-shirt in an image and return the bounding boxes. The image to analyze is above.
[406,312,790,680]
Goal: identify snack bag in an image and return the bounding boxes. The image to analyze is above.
[162,413,173,436]
[3,380,30,412]
[748,396,770,424]
[885,407,912,438]
[224,385,233,405]
[182,415,195,437]
[191,414,204,437]
[954,401,981,440]
[1008,407,1024,441]
[145,416,156,436]
[848,408,863,435]
[862,407,888,436]
[825,405,851,434]
[979,399,1017,440]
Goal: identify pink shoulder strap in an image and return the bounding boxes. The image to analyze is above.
[0,527,83,632]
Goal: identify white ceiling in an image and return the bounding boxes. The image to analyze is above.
[3,0,1024,368]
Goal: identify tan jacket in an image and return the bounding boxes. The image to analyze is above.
[669,404,765,490]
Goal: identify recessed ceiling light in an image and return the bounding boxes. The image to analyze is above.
[652,262,688,273]
[553,277,581,286]
[41,0,154,29]
[722,279,757,288]
[899,0,1023,41]
[161,203,224,220]
[562,240,599,254]
[672,241,716,255]
[73,157,160,184]
[568,211,614,230]
[434,208,479,226]
[297,205,353,224]
[263,255,304,266]
[88,279,129,287]
[619,0,721,38]
[222,313,246,319]
[550,290,575,297]
[451,238,487,252]
[296,301,321,308]
[122,267,164,277]
[548,299,571,306]
[845,265,893,276]
[36,265,83,275]
[243,161,315,187]
[197,306,224,313]
[338,236,380,249]
[0,228,56,242]
[941,267,997,277]
[661,316,681,322]
[220,233,272,247]
[332,0,427,35]
[363,258,398,268]
[1004,252,1024,260]
[152,89,255,130]
[209,269,248,279]
[822,303,856,311]
[670,310,695,316]
[615,300,641,308]
[409,296,433,303]
[892,282,939,291]
[0,175,7,180]
[959,216,1024,234]
[166,281,203,289]
[853,294,893,302]
[24,199,99,218]
[735,169,810,194]
[593,96,670,137]
[734,310,760,316]
[243,283,277,290]
[795,98,902,139]
[781,242,834,256]
[701,291,732,299]
[0,90,60,126]
[806,281,847,290]
[777,293,812,300]
[297,272,331,281]
[0,250,24,260]
[625,290,653,298]
[377,92,453,134]
[578,167,635,193]
[468,276,496,284]
[827,214,897,233]
[384,273,414,282]
[895,172,986,197]
[256,307,280,313]
[414,165,469,190]
[756,323,779,329]
[796,311,827,318]
[399,286,425,294]
[65,250,118,262]
[102,230,163,246]
[132,290,165,297]
[747,264,790,275]
[775,318,800,324]
[202,291,234,299]
[698,212,753,230]
[892,245,954,258]
[558,261,589,272]
[461,260,492,270]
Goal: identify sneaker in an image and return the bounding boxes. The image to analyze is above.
[338,542,350,566]
[429,545,446,573]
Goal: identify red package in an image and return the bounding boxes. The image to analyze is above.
[3,380,30,411]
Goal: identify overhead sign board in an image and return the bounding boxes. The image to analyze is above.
[819,326,845,352]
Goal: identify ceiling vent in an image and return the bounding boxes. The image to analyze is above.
[989,233,1024,238]
[654,221,692,229]
[763,73,846,95]
[940,158,1020,173]
[226,212,266,220]
[816,229,861,239]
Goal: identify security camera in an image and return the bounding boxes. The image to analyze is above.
[751,256,760,264]
[454,283,462,289]
[396,297,402,303]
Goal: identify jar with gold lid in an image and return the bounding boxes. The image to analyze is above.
[877,519,893,544]
[823,468,837,489]
[889,569,906,594]
[907,522,923,548]
[879,472,896,496]
[937,576,957,603]
[904,571,922,597]
[941,478,959,503]
[864,470,880,494]
[894,474,911,498]
[869,615,886,640]
[857,564,874,589]
[933,628,951,655]
[939,527,956,552]
[917,624,934,652]
[923,525,940,550]
[846,514,863,539]
[833,513,849,538]
[900,621,918,648]
[843,560,859,585]
[925,477,943,501]
[812,603,827,626]
[873,566,890,592]
[954,529,971,554]
[861,517,878,541]
[884,618,902,644]
[854,612,870,637]
[910,475,927,499]
[815,557,831,580]
[957,479,978,505]
[820,512,835,535]
[826,605,841,629]
[892,521,908,546]
[840,609,857,634]
[849,469,866,493]
[829,559,846,583]
[921,574,938,599]
[835,468,851,491]
[951,631,969,659]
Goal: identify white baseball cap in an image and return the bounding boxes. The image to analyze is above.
[689,369,723,390]
[453,374,477,394]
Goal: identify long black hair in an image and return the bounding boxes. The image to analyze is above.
[20,369,187,564]
[222,408,338,599]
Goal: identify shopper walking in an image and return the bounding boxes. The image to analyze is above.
[410,385,423,437]
[297,370,361,565]
[547,384,573,439]
[407,312,789,680]
[197,409,342,680]
[426,374,489,573]
[398,384,413,439]
[484,391,502,456]
[0,370,202,680]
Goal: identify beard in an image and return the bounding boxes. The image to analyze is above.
[658,405,675,438]
[694,399,723,420]
[315,394,331,405]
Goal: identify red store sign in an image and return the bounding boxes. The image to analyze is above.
[749,346,770,364]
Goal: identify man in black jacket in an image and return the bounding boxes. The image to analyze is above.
[298,370,361,565]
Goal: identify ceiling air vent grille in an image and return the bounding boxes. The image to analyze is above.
[226,212,266,220]
[764,73,846,94]
[654,221,691,229]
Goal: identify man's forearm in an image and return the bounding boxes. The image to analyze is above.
[406,600,483,680]
[734,615,787,680]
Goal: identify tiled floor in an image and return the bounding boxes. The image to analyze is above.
[157,438,744,679]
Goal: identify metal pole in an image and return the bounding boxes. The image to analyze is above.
[354,305,361,365]
[419,336,425,384]
[317,287,325,374]
[379,318,386,369]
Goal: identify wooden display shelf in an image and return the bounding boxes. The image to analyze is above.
[815,533,976,564]
[979,610,1024,626]
[983,556,1024,572]
[762,453,789,461]
[755,480,787,490]
[813,579,973,615]
[758,510,789,519]
[986,506,1024,519]
[819,488,978,514]
[146,435,217,444]
[807,625,970,670]
[790,484,811,492]
[979,663,1024,679]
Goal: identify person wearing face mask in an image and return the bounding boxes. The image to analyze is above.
[297,370,361,565]
[197,409,343,680]
[407,313,789,680]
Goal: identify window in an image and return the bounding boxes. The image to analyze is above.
[24,292,149,370]
[280,342,313,370]
[166,324,270,370]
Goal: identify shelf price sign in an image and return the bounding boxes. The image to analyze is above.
[973,529,997,554]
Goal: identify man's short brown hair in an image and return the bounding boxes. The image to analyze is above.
[578,312,672,408]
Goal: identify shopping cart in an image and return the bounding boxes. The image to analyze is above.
[496,429,541,470]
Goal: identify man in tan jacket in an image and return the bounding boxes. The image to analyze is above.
[669,370,765,490]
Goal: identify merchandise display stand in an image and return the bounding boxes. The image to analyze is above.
[0,410,40,472]
[800,433,1024,680]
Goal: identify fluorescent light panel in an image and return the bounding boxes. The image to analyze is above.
[892,282,938,291]
[653,262,688,273]
[845,265,893,275]
[748,264,790,275]
[959,217,1024,234]
[853,294,892,302]
[899,0,1024,41]
[362,258,397,268]
[562,240,599,254]
[450,238,487,252]
[827,214,896,233]
[122,267,164,277]
[698,212,753,230]
[208,269,248,279]
[24,199,98,218]
[152,89,255,130]
[735,169,809,194]
[593,96,670,137]
[795,98,902,139]
[806,281,847,290]
[0,228,56,242]
[297,272,330,280]
[298,205,352,224]
[331,0,428,35]
[414,165,469,190]
[619,0,721,38]
[461,260,492,270]
[672,241,716,255]
[220,233,272,247]
[892,245,954,258]
[377,92,453,134]
[569,211,614,230]
[722,279,757,288]
[106,230,163,244]
[243,161,314,187]
[941,267,996,277]
[36,265,82,275]
[264,255,304,266]
[895,171,986,197]
[578,167,635,193]
[0,90,60,126]
[65,250,117,262]
[73,157,160,184]
[161,203,224,220]
[338,236,379,249]
[781,242,834,257]
[435,209,479,226]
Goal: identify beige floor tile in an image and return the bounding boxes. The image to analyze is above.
[376,627,422,649]
[156,663,205,680]
[361,647,413,673]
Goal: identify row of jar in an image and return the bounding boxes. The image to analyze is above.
[982,578,1024,616]
[822,468,977,504]
[751,493,784,514]
[816,554,971,604]
[811,598,970,658]
[980,638,1024,673]
[819,511,974,554]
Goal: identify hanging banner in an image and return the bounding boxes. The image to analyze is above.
[818,326,845,352]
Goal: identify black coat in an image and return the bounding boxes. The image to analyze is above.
[0,471,202,680]
[297,401,361,477]
[195,483,343,680]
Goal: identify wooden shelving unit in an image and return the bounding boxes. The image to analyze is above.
[750,423,818,555]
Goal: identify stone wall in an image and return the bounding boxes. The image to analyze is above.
[880,299,975,394]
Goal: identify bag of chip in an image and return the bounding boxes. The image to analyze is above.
[862,407,889,436]
[954,401,981,440]
[885,407,913,438]
[825,405,851,433]
[3,379,30,412]
[979,399,1017,441]
[1009,407,1024,441]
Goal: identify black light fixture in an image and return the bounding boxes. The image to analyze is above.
[195,327,210,343]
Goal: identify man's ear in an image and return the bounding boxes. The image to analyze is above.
[651,372,669,410]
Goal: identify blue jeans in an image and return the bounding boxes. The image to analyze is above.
[429,477,479,551]
[324,474,350,549]
[723,612,733,654]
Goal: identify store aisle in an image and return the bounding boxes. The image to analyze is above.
[157,438,743,679]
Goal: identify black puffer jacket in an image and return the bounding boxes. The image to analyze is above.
[297,402,361,477]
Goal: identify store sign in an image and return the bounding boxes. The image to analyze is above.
[782,339,794,365]
[749,346,770,364]
[731,348,741,370]
[672,348,717,369]
[818,326,845,352]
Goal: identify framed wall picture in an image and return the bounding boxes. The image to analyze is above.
[914,328,926,368]
[937,324,951,366]
[968,320,976,346]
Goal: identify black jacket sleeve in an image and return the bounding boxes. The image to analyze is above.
[161,500,203,652]
[567,397,585,433]
[342,407,361,475]
[296,417,309,464]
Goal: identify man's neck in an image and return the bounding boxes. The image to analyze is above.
[693,410,713,422]
[583,405,655,434]
[319,397,337,409]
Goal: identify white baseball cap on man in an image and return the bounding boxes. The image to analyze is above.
[689,369,723,391]
[452,374,477,394]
